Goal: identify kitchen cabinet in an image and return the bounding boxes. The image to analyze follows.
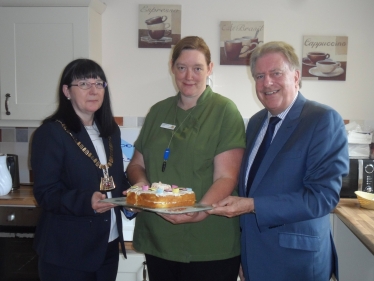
[333,214,374,281]
[117,250,148,281]
[0,1,105,124]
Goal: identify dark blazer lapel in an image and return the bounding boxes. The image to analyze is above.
[249,93,306,195]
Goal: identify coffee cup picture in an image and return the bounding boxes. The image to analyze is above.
[240,36,252,46]
[316,60,341,74]
[138,4,181,48]
[301,35,347,80]
[147,22,171,40]
[219,21,264,65]
[237,37,260,51]
[307,52,330,64]
[224,40,254,60]
[145,15,167,25]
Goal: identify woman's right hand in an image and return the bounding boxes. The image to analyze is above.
[91,191,115,214]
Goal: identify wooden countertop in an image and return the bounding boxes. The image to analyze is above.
[0,185,37,207]
[2,187,374,254]
[334,198,374,255]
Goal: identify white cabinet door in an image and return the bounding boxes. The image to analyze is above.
[117,251,148,281]
[333,214,374,281]
[0,7,102,121]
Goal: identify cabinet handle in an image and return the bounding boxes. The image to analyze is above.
[7,213,15,222]
[5,93,11,115]
[143,261,147,281]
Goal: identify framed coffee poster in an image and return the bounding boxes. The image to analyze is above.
[220,21,264,66]
[138,4,181,48]
[302,36,348,81]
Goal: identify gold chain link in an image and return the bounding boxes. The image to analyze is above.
[56,120,113,169]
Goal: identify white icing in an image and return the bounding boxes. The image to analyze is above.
[151,182,171,190]
[129,182,194,197]
[129,188,193,196]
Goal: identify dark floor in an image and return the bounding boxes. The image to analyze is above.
[0,237,40,281]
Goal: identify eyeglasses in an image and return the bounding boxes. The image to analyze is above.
[69,81,107,90]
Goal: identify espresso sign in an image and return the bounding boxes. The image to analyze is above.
[220,21,264,66]
[138,4,181,48]
[302,36,348,81]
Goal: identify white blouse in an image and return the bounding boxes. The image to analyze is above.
[85,123,119,243]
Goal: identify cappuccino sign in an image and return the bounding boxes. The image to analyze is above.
[302,36,348,81]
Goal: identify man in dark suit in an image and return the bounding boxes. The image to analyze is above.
[209,41,349,281]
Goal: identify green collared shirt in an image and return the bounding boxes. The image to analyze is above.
[132,86,246,262]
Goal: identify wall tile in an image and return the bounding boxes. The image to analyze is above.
[124,116,138,127]
[28,128,37,142]
[114,117,124,126]
[137,117,145,127]
[0,142,15,154]
[16,128,28,142]
[1,128,15,142]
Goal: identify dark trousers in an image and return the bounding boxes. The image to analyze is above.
[38,238,119,281]
[145,254,240,281]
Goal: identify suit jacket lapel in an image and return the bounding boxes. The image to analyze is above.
[249,93,306,195]
[239,111,267,197]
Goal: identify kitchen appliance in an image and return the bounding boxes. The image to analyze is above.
[0,204,41,280]
[340,158,374,198]
[0,154,12,196]
[6,154,20,191]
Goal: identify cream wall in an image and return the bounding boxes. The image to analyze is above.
[102,0,374,122]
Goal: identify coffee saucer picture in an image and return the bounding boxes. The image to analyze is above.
[302,57,334,67]
[302,57,316,67]
[309,67,344,77]
[140,36,172,44]
[138,4,181,48]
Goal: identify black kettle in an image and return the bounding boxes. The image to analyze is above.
[6,154,20,191]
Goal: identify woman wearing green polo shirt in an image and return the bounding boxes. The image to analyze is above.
[126,36,246,281]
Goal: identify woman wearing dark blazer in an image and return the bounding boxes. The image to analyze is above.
[31,59,128,281]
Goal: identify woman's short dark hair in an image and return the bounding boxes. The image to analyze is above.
[45,58,117,137]
[171,36,211,66]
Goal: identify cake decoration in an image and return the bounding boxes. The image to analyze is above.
[126,181,195,208]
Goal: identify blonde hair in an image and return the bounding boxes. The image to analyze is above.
[250,41,302,88]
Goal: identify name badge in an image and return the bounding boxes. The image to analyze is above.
[160,123,176,130]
